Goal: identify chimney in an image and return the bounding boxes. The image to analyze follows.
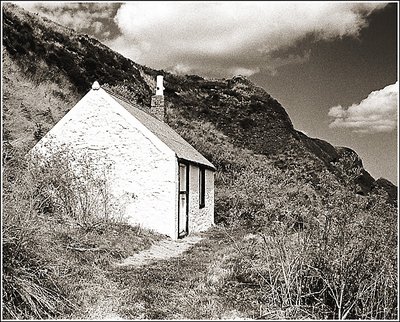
[150,75,165,121]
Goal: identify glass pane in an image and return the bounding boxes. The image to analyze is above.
[199,168,205,207]
[179,164,186,192]
[179,194,187,232]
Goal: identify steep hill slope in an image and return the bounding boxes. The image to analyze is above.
[2,4,397,320]
[2,3,395,204]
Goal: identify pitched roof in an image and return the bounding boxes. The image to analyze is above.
[104,89,215,170]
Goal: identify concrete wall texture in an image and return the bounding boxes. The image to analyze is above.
[32,88,214,239]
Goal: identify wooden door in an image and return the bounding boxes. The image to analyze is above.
[178,163,189,238]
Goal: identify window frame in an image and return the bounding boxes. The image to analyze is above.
[199,167,205,209]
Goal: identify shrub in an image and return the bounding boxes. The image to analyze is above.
[2,150,74,319]
[83,56,98,72]
[2,144,128,319]
[28,144,127,229]
[223,183,397,320]
[306,189,398,319]
[33,122,45,142]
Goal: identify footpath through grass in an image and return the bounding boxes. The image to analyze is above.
[106,226,260,320]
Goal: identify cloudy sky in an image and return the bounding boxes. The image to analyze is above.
[16,1,398,184]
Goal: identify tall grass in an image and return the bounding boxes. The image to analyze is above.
[2,149,74,319]
[219,175,397,319]
[167,111,398,320]
[2,145,162,319]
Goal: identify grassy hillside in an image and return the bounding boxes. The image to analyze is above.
[2,3,398,320]
[2,3,395,201]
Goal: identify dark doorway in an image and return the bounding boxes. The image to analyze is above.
[178,163,189,238]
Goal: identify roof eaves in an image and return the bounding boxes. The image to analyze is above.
[177,157,216,171]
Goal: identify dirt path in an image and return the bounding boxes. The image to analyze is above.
[83,234,204,320]
[114,234,203,267]
[83,228,255,320]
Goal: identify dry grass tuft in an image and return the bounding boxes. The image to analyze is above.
[2,148,162,320]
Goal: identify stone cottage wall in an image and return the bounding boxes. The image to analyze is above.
[205,169,215,228]
[33,88,177,238]
[188,164,214,233]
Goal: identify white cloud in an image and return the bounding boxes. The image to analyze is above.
[263,50,311,75]
[15,1,387,78]
[107,1,385,77]
[16,2,116,33]
[328,82,398,133]
[92,21,104,34]
[169,63,193,75]
[227,67,260,77]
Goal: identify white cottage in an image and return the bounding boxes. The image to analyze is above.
[32,76,215,240]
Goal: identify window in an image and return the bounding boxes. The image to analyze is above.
[199,168,205,208]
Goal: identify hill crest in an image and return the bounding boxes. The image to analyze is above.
[2,2,396,204]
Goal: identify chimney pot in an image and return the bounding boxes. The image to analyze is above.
[151,75,165,122]
[155,75,164,95]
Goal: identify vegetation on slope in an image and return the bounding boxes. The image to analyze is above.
[2,3,395,200]
[2,4,151,99]
[2,2,398,320]
[2,147,162,319]
[131,114,397,319]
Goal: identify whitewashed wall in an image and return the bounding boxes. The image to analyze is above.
[188,165,215,233]
[32,88,178,238]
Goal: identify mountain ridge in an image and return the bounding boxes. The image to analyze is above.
[2,2,396,204]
